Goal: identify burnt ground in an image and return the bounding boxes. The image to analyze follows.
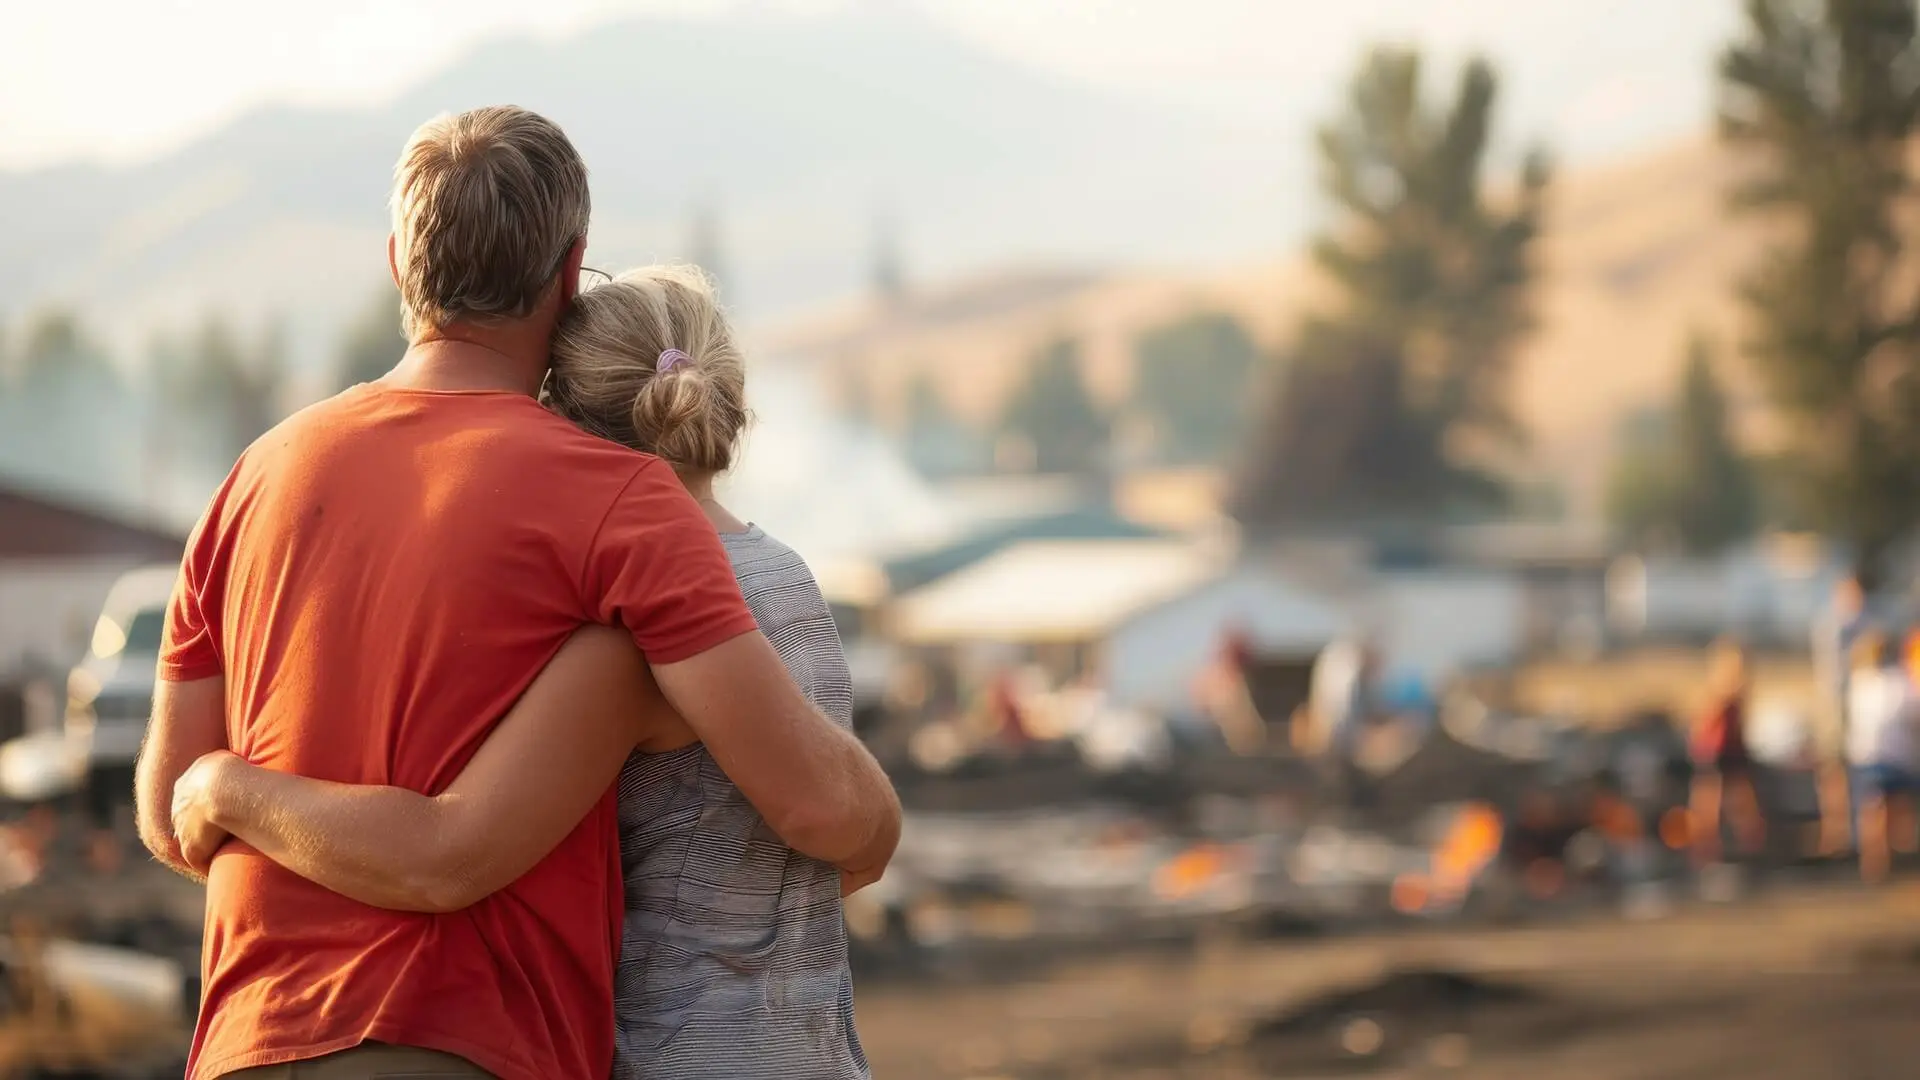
[853,884,1920,1080]
[12,829,1920,1080]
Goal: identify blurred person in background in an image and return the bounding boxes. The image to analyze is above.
[1842,629,1920,883]
[1814,573,1872,853]
[1688,638,1766,867]
[174,267,872,1079]
[1305,635,1378,807]
[1814,574,1871,710]
[139,108,896,1080]
[1499,786,1578,901]
[1377,669,1436,740]
[1193,623,1265,754]
[1304,635,1375,757]
[987,667,1035,749]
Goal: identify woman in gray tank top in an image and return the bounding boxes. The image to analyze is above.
[544,266,867,1078]
[613,524,865,1077]
[174,265,871,1079]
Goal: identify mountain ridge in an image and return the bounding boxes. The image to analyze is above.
[0,5,1295,374]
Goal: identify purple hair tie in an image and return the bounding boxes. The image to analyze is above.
[657,348,692,374]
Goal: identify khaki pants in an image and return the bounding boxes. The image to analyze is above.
[223,1043,495,1079]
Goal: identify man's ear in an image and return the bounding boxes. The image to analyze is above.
[388,233,402,290]
[560,236,588,308]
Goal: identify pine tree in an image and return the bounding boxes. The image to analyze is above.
[1672,339,1760,551]
[902,369,990,478]
[1605,335,1760,553]
[17,311,117,397]
[1719,0,1920,577]
[155,315,288,469]
[1235,47,1548,533]
[336,290,405,392]
[0,310,135,501]
[998,336,1110,476]
[1132,311,1263,465]
[232,321,288,447]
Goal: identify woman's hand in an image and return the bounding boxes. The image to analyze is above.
[172,749,242,876]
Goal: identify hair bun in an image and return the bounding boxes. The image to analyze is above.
[631,361,721,471]
[546,264,750,473]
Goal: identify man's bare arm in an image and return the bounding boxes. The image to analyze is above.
[653,630,901,873]
[135,675,228,880]
[174,627,668,912]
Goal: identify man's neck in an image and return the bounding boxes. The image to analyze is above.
[390,325,552,397]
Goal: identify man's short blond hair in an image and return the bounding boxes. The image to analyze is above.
[388,106,590,336]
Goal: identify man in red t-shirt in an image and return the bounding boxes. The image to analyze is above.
[131,106,899,1080]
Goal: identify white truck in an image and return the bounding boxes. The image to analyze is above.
[48,565,177,820]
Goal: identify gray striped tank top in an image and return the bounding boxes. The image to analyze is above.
[612,524,870,1080]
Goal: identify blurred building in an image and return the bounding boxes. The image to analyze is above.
[0,479,183,682]
[886,537,1225,681]
[1438,522,1613,658]
[1605,533,1843,647]
[0,479,182,745]
[1104,563,1347,715]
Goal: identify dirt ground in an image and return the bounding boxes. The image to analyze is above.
[854,884,1920,1080]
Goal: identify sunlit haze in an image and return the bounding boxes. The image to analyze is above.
[4,0,1735,170]
[3,8,1919,1077]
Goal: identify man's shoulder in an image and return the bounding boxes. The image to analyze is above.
[232,384,402,465]
[253,386,649,467]
[224,389,663,550]
[240,388,362,452]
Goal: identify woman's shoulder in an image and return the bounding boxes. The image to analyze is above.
[719,525,812,582]
[720,527,836,621]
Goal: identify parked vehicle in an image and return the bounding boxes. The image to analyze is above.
[62,566,176,830]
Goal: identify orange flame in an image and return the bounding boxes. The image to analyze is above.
[1402,802,1505,912]
[1155,844,1228,900]
[1659,807,1691,850]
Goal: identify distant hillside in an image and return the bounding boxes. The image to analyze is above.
[0,5,1300,375]
[764,136,1770,523]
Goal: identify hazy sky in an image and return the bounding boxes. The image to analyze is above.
[5,0,1741,170]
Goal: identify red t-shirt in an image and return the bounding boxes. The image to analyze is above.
[160,385,758,1080]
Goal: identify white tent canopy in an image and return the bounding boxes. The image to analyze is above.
[887,539,1225,645]
[1103,567,1351,711]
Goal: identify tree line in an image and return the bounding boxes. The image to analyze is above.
[841,308,1264,483]
[0,292,402,511]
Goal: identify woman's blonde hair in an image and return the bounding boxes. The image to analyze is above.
[544,265,748,474]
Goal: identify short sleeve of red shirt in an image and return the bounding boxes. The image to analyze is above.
[584,461,759,663]
[158,494,228,683]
